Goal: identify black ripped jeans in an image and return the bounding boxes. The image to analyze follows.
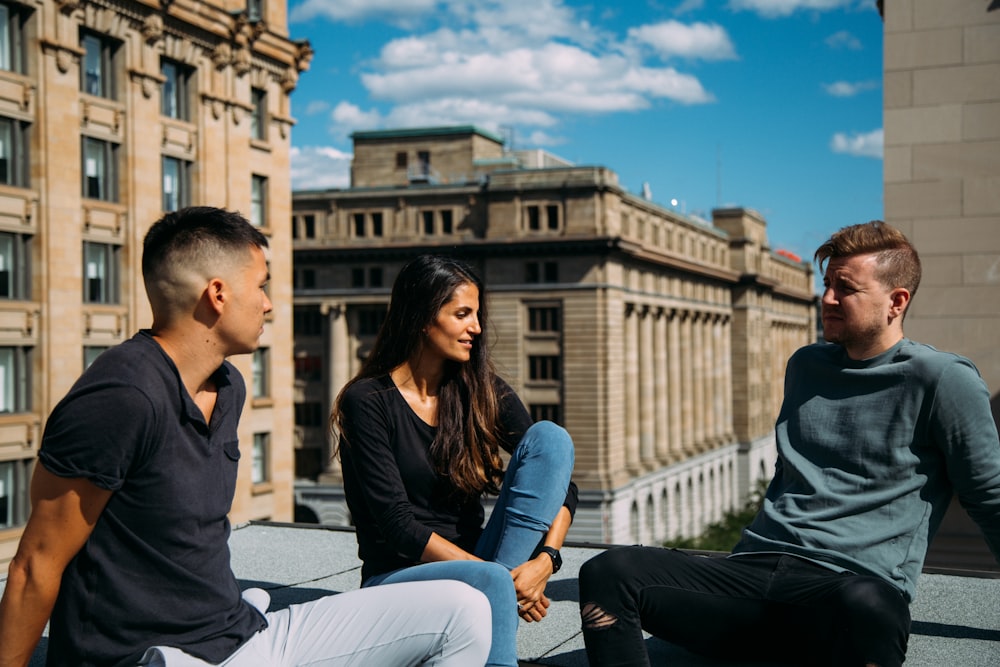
[578,546,910,667]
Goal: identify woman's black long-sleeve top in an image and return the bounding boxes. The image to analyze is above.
[339,374,578,583]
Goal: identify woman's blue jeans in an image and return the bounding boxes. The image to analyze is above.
[363,421,575,667]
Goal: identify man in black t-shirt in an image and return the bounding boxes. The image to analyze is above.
[0,207,490,667]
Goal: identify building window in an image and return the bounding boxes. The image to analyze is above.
[416,150,430,180]
[294,401,323,428]
[0,345,30,413]
[83,241,120,304]
[528,355,561,382]
[525,204,561,232]
[250,87,267,141]
[80,31,120,99]
[251,174,267,227]
[294,354,322,381]
[357,305,386,336]
[0,2,29,74]
[530,403,563,425]
[252,432,269,484]
[293,214,316,240]
[293,307,322,336]
[83,346,108,369]
[0,116,29,187]
[162,156,191,212]
[395,151,407,169]
[161,59,192,120]
[528,306,561,332]
[252,348,269,399]
[421,209,455,236]
[351,266,383,289]
[0,458,31,529]
[0,231,30,300]
[247,0,264,23]
[294,268,316,290]
[525,261,559,284]
[352,212,384,238]
[82,137,119,202]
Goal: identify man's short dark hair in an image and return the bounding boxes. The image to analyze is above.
[142,206,268,282]
[814,220,921,297]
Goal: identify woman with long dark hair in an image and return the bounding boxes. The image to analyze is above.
[333,255,577,667]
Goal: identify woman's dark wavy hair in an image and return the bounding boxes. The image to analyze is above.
[332,255,505,497]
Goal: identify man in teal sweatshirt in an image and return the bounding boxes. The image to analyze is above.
[579,220,1000,667]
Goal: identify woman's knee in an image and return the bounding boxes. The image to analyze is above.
[523,421,574,463]
[457,561,516,602]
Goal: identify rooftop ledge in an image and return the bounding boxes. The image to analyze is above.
[8,521,999,666]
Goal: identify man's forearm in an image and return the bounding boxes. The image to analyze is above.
[0,557,60,667]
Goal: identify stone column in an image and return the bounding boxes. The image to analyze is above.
[624,304,641,473]
[653,308,670,464]
[668,310,682,461]
[639,305,656,469]
[692,312,705,451]
[320,301,350,480]
[680,311,695,455]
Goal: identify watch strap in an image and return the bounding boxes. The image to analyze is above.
[538,546,562,573]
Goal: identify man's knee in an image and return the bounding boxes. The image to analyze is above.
[579,547,645,631]
[830,576,910,667]
[835,576,909,629]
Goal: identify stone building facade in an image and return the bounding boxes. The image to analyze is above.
[0,0,310,564]
[292,126,815,544]
[881,0,1000,569]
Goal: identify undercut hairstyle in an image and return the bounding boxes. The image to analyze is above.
[814,220,922,298]
[332,254,506,498]
[142,206,268,315]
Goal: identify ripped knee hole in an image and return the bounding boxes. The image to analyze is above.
[581,602,617,630]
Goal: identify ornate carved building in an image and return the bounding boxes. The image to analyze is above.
[292,126,816,544]
[0,0,310,564]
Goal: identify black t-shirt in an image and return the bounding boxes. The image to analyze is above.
[39,331,265,667]
[339,374,577,582]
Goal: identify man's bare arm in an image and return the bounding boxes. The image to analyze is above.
[0,465,111,667]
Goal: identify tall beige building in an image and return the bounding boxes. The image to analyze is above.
[882,0,1000,569]
[0,0,311,564]
[292,126,815,544]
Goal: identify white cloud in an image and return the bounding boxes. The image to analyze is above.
[674,0,705,15]
[628,21,738,61]
[290,146,353,190]
[830,128,883,159]
[727,0,854,18]
[330,101,383,138]
[303,100,330,116]
[823,80,878,97]
[290,0,436,24]
[825,30,863,50]
[310,0,722,148]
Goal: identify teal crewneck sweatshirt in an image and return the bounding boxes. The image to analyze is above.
[733,339,1000,601]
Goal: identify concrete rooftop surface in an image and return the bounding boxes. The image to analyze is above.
[7,521,1000,666]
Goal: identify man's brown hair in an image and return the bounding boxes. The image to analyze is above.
[814,220,922,297]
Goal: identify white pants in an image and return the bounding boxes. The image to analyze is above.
[139,580,491,666]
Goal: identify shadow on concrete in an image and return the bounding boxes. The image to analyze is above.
[237,579,343,609]
[911,620,1000,642]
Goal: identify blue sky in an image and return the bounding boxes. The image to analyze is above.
[285,0,884,282]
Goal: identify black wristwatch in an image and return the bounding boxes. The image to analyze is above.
[538,546,562,573]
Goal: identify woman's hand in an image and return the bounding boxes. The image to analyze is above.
[512,554,554,622]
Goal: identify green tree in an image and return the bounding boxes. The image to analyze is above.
[665,479,769,552]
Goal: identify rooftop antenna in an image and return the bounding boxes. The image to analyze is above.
[500,125,515,153]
